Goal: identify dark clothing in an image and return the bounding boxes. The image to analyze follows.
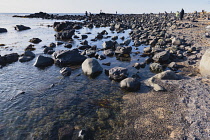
[180,9,184,20]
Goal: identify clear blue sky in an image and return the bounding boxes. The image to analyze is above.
[1,0,210,14]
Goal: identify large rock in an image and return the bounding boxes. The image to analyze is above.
[82,58,103,77]
[19,51,35,62]
[14,25,31,31]
[0,53,19,66]
[109,67,128,81]
[0,28,7,33]
[200,48,210,76]
[152,51,170,63]
[34,55,54,67]
[53,49,86,66]
[55,30,75,40]
[120,78,141,91]
[115,46,132,54]
[102,41,114,49]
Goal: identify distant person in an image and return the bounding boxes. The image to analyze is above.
[165,11,168,19]
[116,11,117,15]
[176,11,180,20]
[180,8,184,20]
[85,11,88,16]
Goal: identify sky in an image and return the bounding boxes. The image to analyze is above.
[1,0,210,14]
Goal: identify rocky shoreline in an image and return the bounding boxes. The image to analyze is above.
[1,12,210,139]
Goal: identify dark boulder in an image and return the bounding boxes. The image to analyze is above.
[14,25,31,31]
[29,38,42,44]
[25,44,36,51]
[64,43,72,48]
[0,53,19,66]
[19,51,35,62]
[0,28,7,33]
[115,46,132,54]
[78,45,91,50]
[34,55,54,67]
[43,47,54,54]
[81,35,88,39]
[102,41,114,49]
[55,30,75,40]
[53,49,87,66]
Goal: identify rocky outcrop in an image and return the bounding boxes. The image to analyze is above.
[146,70,181,91]
[34,55,54,67]
[53,49,86,66]
[82,58,103,77]
[120,78,141,91]
[55,30,75,40]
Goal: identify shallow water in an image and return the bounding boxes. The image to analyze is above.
[0,13,155,139]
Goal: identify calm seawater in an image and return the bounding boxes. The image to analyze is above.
[0,13,154,139]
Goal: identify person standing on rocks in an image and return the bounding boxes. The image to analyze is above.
[176,11,180,20]
[180,8,184,20]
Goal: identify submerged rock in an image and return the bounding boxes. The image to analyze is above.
[60,67,72,76]
[82,58,103,77]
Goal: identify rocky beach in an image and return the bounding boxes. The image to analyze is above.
[1,12,210,139]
